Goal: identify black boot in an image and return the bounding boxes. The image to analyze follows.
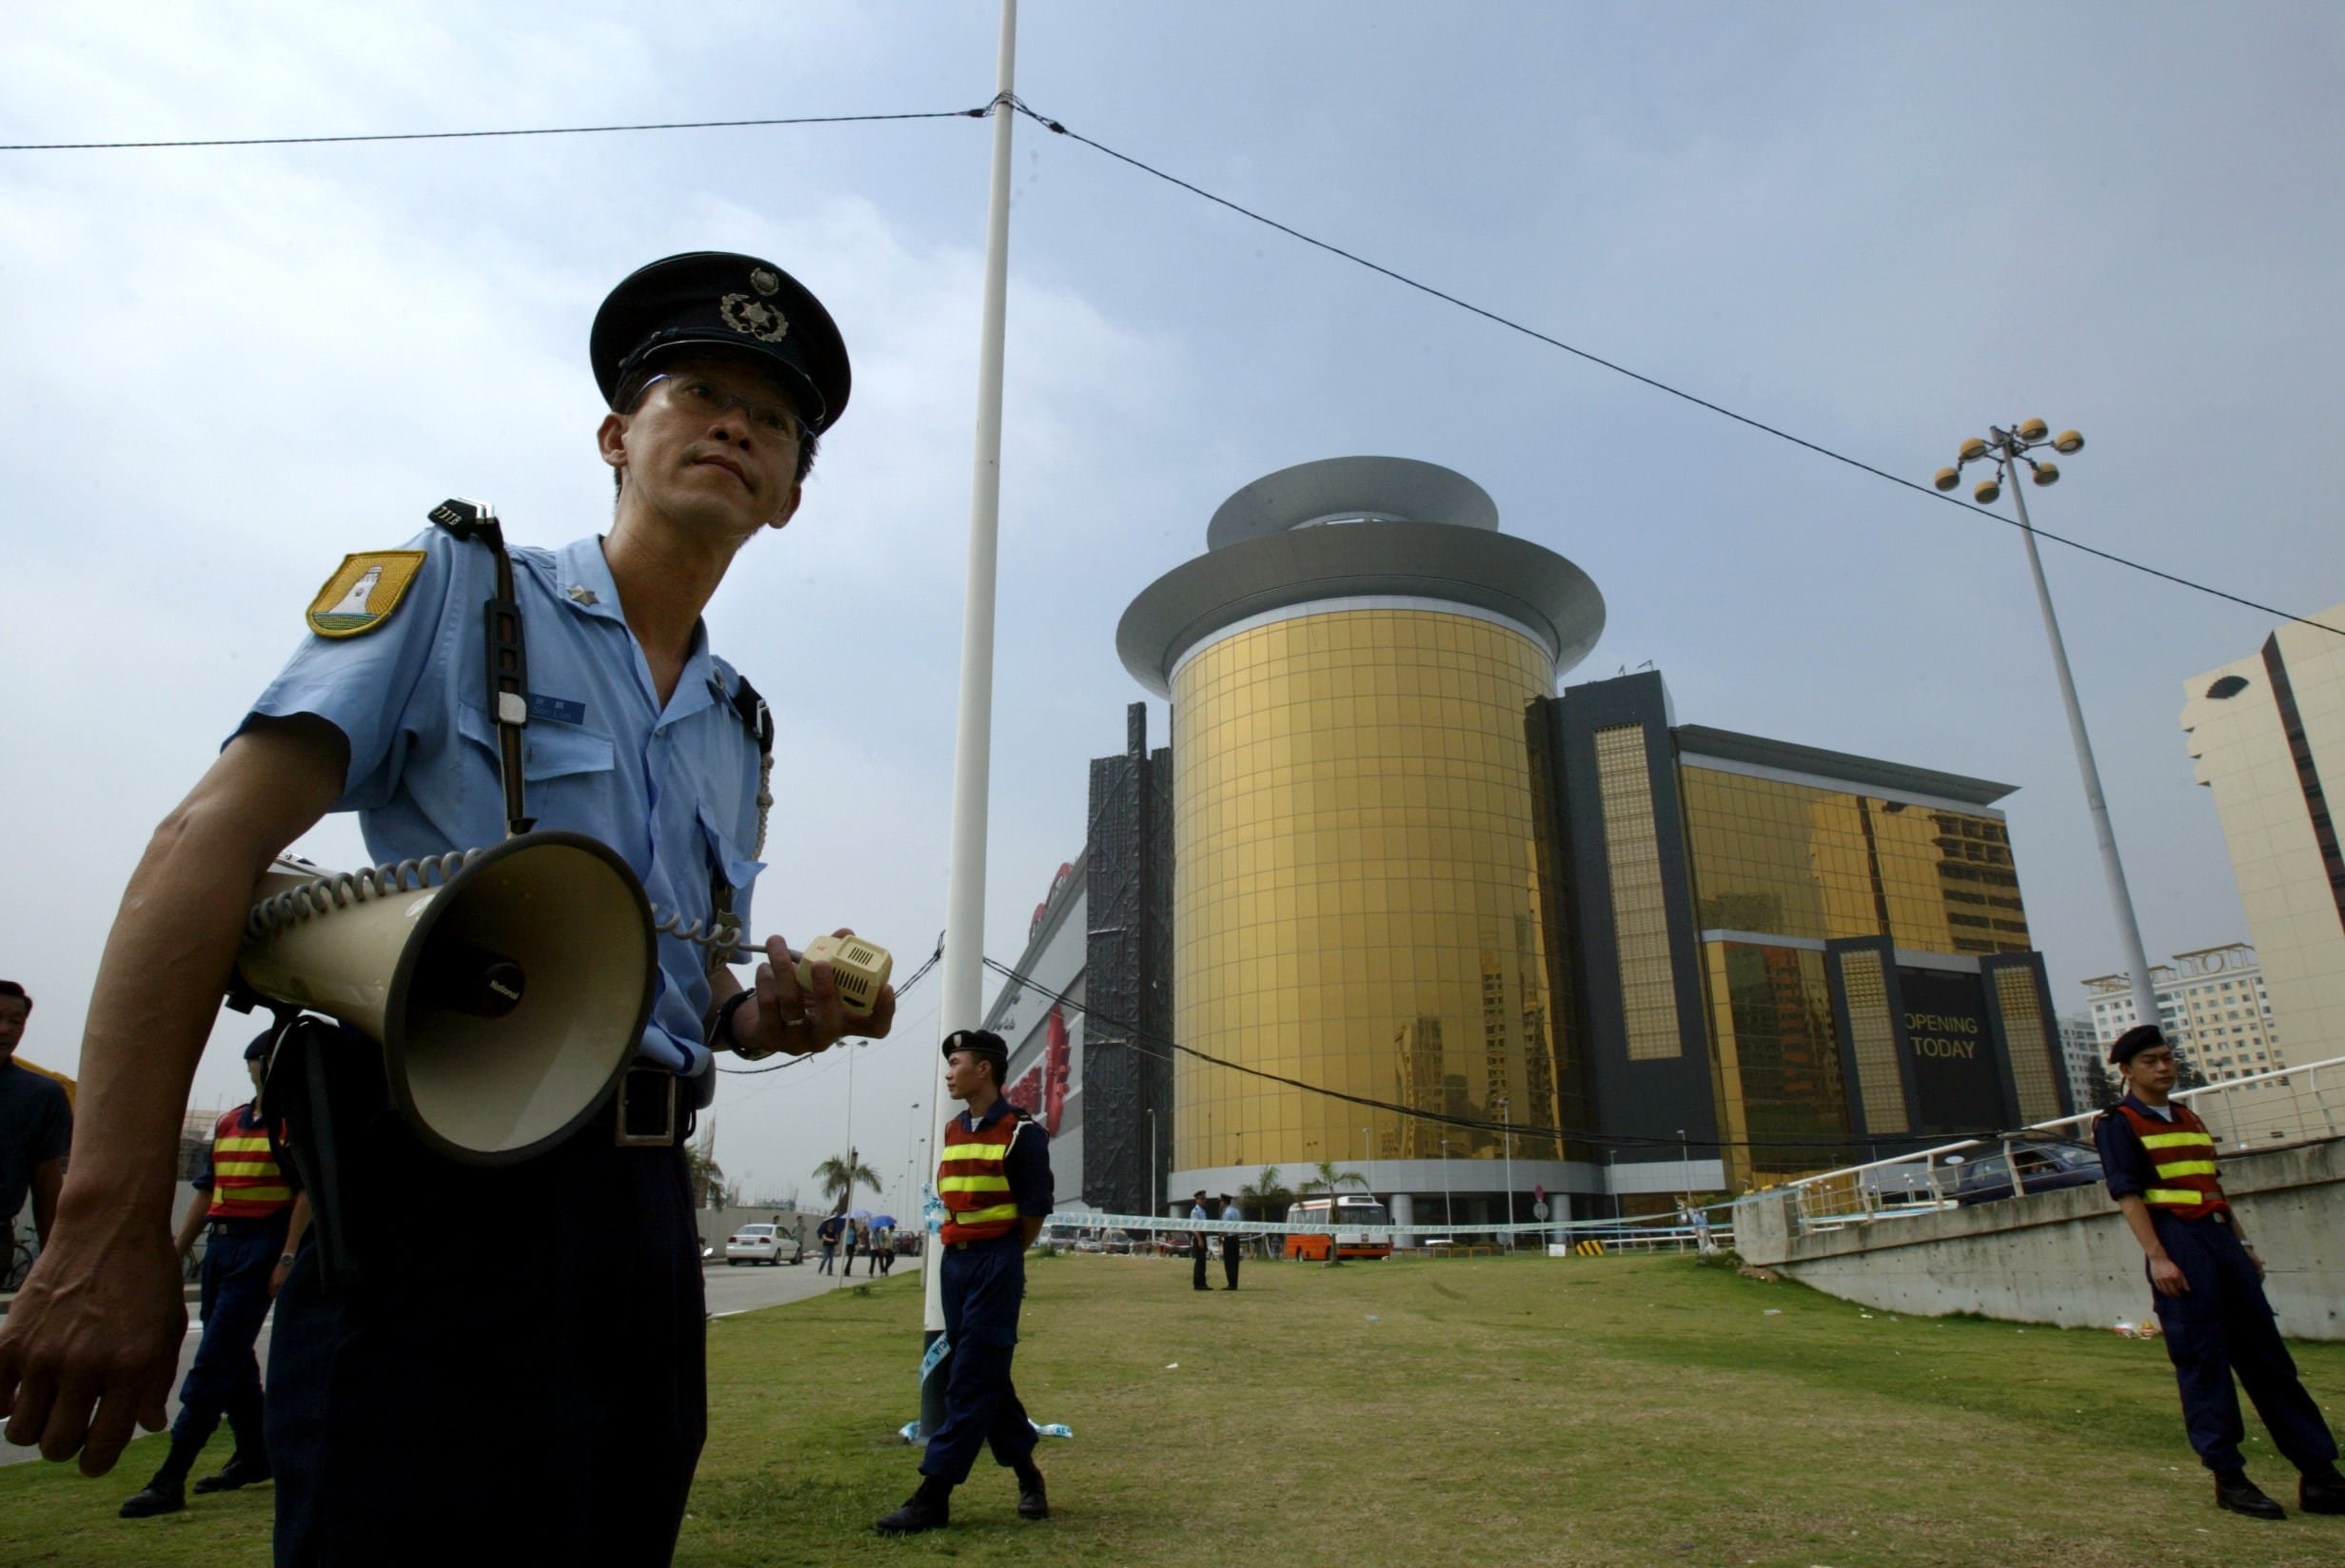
[2215,1470,2286,1520]
[1015,1460,1050,1520]
[875,1476,953,1536]
[193,1451,275,1494]
[195,1398,273,1494]
[2302,1463,2345,1516]
[121,1427,207,1518]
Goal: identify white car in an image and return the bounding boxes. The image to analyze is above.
[723,1224,804,1266]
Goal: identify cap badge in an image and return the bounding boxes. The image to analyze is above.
[749,266,781,296]
[719,292,791,343]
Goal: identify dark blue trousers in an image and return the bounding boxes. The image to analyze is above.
[172,1218,288,1453]
[2150,1213,2338,1475]
[919,1236,1036,1485]
[266,1093,704,1567]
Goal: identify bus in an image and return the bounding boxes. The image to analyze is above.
[1283,1195,1394,1261]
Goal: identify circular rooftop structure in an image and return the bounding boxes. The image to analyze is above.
[1119,457,1604,696]
[1206,456,1501,551]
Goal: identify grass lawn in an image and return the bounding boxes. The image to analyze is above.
[6,1252,2341,1566]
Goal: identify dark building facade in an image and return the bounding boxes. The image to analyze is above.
[1528,672,2070,1197]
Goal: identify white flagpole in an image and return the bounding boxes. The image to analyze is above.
[920,0,1018,1439]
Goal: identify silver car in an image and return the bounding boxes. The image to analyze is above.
[723,1223,805,1265]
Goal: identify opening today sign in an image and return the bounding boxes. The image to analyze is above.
[1898,969,2007,1134]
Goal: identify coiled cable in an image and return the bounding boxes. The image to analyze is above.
[243,851,479,939]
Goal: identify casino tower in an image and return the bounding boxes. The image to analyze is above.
[1117,458,1604,1226]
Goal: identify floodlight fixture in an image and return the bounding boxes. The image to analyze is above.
[1934,466,1961,492]
[2017,417,2049,443]
[2054,429,2085,454]
[1974,477,2002,504]
[2031,461,2060,486]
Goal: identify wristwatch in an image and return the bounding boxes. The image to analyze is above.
[709,988,773,1060]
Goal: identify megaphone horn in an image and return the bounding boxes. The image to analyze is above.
[237,832,657,1166]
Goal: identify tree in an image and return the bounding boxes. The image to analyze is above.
[813,1148,882,1214]
[1297,1160,1369,1266]
[1236,1165,1292,1224]
[685,1145,736,1210]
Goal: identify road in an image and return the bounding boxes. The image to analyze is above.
[0,1255,920,1470]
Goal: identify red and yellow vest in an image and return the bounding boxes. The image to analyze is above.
[205,1105,294,1221]
[937,1110,1026,1244]
[2111,1100,2228,1222]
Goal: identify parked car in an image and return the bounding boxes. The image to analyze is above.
[723,1223,804,1265]
[1947,1140,2103,1206]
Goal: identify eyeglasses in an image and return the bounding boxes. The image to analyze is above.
[637,373,803,441]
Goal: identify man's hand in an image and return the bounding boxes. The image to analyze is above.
[728,930,897,1058]
[0,1216,187,1474]
[2149,1256,2190,1297]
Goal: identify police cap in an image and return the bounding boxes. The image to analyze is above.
[590,252,852,435]
[2108,1024,2168,1066]
[941,1029,1009,1068]
[244,1029,275,1063]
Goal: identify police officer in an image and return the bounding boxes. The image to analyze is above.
[2097,1024,2342,1520]
[877,1029,1054,1535]
[121,1031,308,1519]
[0,252,895,1564]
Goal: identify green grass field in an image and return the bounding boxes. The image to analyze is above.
[5,1253,2341,1567]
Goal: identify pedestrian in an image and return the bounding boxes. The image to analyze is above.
[121,1031,311,1519]
[0,982,69,1262]
[1190,1189,1212,1291]
[0,252,897,1565]
[2097,1024,2342,1520]
[818,1212,843,1274]
[843,1216,860,1277]
[875,1030,1054,1535]
[877,1225,896,1275]
[1220,1193,1243,1289]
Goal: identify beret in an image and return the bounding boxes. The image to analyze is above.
[590,251,851,434]
[941,1029,1009,1064]
[2107,1023,2168,1066]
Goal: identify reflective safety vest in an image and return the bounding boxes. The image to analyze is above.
[205,1104,294,1220]
[2110,1101,2228,1222]
[938,1109,1028,1244]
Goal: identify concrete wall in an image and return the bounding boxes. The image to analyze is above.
[1739,1137,2345,1341]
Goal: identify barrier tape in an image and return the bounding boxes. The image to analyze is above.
[1043,1210,1725,1241]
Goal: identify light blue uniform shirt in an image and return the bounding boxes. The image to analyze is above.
[243,527,767,1103]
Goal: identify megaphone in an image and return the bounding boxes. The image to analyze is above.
[236,832,656,1166]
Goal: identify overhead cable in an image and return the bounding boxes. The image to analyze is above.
[978,953,2022,1156]
[0,106,987,152]
[1006,100,2344,639]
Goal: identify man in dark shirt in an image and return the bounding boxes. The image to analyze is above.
[2096,1024,2341,1520]
[877,1029,1054,1535]
[0,982,70,1255]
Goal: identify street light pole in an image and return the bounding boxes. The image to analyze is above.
[1440,1136,1454,1235]
[923,0,1020,1442]
[1940,422,2159,1034]
[1500,1097,1513,1254]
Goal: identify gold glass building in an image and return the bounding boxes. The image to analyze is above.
[1119,459,1604,1223]
[1114,460,2065,1225]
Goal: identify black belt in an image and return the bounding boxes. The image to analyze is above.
[603,1067,690,1148]
[208,1214,290,1236]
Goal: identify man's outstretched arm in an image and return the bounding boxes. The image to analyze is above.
[0,715,344,1474]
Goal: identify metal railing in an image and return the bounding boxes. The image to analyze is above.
[1775,1054,2344,1232]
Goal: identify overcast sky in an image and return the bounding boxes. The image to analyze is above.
[4,3,2340,1205]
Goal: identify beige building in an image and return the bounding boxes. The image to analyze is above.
[2178,604,2345,1145]
[2082,944,2282,1083]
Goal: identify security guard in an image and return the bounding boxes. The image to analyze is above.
[877,1029,1054,1535]
[0,252,894,1565]
[2097,1024,2342,1520]
[120,1031,308,1519]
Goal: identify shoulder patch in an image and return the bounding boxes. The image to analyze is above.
[306,551,426,638]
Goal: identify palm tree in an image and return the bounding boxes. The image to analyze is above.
[1297,1159,1369,1266]
[684,1145,735,1210]
[813,1147,882,1214]
[1236,1165,1292,1223]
